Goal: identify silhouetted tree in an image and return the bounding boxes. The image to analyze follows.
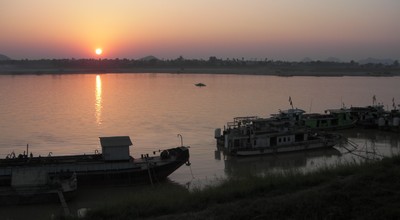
[208,56,217,62]
[350,60,358,66]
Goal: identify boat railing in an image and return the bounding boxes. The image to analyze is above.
[233,116,258,123]
[226,116,258,128]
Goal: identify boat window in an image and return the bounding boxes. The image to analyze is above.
[295,134,303,141]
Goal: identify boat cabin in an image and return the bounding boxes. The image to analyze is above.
[225,130,309,150]
[99,136,132,161]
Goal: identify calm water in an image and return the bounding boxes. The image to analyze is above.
[1,73,400,218]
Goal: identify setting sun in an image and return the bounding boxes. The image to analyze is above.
[95,48,103,55]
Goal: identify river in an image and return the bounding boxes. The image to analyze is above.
[1,73,399,218]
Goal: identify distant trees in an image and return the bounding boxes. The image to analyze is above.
[1,57,399,74]
[350,60,358,66]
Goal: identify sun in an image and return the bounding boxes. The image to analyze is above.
[95,48,103,55]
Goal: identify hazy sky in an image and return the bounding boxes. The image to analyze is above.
[1,0,399,61]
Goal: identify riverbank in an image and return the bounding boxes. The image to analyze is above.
[1,67,400,77]
[80,155,400,220]
[1,60,399,76]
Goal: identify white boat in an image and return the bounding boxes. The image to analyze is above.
[217,117,339,156]
[215,108,307,147]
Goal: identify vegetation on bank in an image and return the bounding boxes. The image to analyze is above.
[1,58,400,76]
[76,155,400,220]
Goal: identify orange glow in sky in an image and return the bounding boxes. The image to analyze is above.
[1,0,399,61]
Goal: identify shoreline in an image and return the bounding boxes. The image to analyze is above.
[1,66,400,77]
[82,155,400,220]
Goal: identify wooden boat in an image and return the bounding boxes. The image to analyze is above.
[270,108,306,123]
[194,83,206,87]
[0,170,77,205]
[217,118,340,156]
[376,108,400,132]
[0,136,190,186]
[348,105,385,128]
[215,108,307,147]
[303,109,356,130]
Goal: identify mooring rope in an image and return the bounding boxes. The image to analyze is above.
[340,138,383,161]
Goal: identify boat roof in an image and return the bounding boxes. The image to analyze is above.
[271,108,305,118]
[99,136,133,147]
[325,108,351,113]
[279,108,306,114]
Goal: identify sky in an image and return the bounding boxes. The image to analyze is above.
[1,0,399,61]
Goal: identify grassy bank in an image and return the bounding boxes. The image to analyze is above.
[79,156,400,220]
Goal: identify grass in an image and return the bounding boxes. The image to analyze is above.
[74,155,400,220]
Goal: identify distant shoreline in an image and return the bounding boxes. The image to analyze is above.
[1,67,399,77]
[1,60,399,77]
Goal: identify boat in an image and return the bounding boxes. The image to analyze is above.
[0,169,77,205]
[215,108,306,147]
[348,105,385,128]
[376,108,400,132]
[215,115,260,146]
[303,108,356,131]
[195,83,206,87]
[270,108,306,124]
[216,117,340,156]
[0,136,190,186]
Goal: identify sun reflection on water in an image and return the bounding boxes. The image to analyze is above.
[95,75,102,125]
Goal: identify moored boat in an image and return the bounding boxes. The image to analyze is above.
[215,108,306,147]
[0,169,77,205]
[376,108,400,132]
[216,117,340,156]
[348,103,400,132]
[303,108,356,131]
[226,130,339,156]
[195,83,206,87]
[348,105,385,128]
[0,136,190,186]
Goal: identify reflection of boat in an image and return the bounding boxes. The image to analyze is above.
[223,148,341,177]
[0,136,190,186]
[0,170,77,205]
[216,118,340,156]
[336,128,400,147]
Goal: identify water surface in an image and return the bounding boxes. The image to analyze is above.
[0,73,399,218]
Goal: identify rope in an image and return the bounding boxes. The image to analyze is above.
[188,162,195,179]
[340,138,383,161]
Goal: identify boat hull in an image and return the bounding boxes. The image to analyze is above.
[0,147,190,186]
[73,154,189,185]
[0,187,76,205]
